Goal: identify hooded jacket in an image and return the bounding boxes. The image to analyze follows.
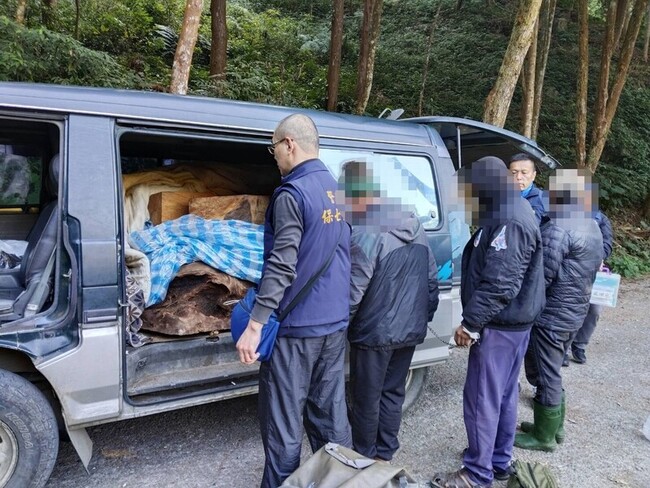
[535,215,603,333]
[459,157,546,333]
[348,216,439,349]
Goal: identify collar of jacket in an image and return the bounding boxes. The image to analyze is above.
[281,158,328,183]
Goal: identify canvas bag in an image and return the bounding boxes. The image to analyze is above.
[280,443,420,488]
[506,460,559,488]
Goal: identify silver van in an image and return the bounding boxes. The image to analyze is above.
[0,83,556,488]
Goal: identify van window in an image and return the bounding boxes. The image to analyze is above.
[320,149,441,230]
[0,126,48,211]
[0,119,58,239]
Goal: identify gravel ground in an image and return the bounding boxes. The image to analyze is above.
[47,278,650,488]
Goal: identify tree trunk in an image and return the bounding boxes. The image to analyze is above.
[643,191,650,219]
[41,0,57,29]
[209,0,228,93]
[74,0,80,39]
[418,3,442,116]
[326,0,345,112]
[614,0,629,50]
[644,3,650,62]
[483,0,544,127]
[576,0,589,168]
[170,0,204,95]
[591,0,618,146]
[586,0,650,172]
[520,18,538,138]
[531,0,556,139]
[16,0,27,24]
[354,0,384,115]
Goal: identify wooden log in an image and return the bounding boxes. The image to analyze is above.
[148,191,213,225]
[141,263,252,336]
[189,195,269,224]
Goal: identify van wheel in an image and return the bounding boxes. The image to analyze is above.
[402,367,429,413]
[0,370,59,488]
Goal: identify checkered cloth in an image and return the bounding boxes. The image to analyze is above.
[130,215,264,306]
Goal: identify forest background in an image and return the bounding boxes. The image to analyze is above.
[1,0,649,276]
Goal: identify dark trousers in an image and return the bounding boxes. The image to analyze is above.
[571,303,603,352]
[462,327,530,486]
[524,326,572,407]
[349,345,416,461]
[258,329,352,488]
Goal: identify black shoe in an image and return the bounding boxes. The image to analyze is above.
[493,463,515,481]
[562,353,570,367]
[572,348,587,364]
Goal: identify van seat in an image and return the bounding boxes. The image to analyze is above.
[0,155,59,322]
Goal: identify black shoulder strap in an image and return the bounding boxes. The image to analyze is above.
[278,223,346,321]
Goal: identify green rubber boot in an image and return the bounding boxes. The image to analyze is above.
[521,393,566,444]
[515,401,561,452]
[555,394,566,444]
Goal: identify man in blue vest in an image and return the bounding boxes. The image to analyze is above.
[509,153,546,224]
[236,113,352,488]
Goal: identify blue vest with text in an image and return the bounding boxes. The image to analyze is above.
[263,158,351,337]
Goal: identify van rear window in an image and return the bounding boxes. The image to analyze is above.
[320,149,441,230]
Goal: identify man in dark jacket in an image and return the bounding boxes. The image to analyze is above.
[432,157,545,488]
[236,114,352,488]
[567,210,614,364]
[516,169,603,452]
[341,160,440,462]
[509,153,546,224]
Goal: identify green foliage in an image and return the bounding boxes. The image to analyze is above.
[608,242,650,278]
[0,16,138,87]
[1,0,650,275]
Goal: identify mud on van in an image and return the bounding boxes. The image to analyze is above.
[0,83,556,488]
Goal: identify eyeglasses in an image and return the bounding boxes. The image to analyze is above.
[268,137,287,154]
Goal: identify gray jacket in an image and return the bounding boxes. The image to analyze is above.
[349,216,439,349]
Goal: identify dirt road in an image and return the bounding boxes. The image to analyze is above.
[47,278,650,487]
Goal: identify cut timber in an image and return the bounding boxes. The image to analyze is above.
[189,195,269,224]
[142,263,252,336]
[148,191,213,225]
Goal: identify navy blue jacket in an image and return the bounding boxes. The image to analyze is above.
[262,159,351,337]
[524,184,546,224]
[595,211,613,260]
[460,157,546,333]
[535,216,603,333]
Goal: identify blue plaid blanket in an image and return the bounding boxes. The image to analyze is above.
[130,215,264,306]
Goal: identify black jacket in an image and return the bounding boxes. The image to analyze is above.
[348,216,439,349]
[535,216,603,333]
[460,157,546,333]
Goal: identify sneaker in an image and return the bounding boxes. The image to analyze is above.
[572,347,587,364]
[493,463,515,481]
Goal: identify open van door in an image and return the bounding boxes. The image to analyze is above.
[404,116,559,170]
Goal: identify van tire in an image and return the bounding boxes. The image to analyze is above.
[0,370,59,488]
[402,367,429,413]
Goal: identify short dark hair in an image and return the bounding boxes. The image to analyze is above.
[509,153,534,164]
